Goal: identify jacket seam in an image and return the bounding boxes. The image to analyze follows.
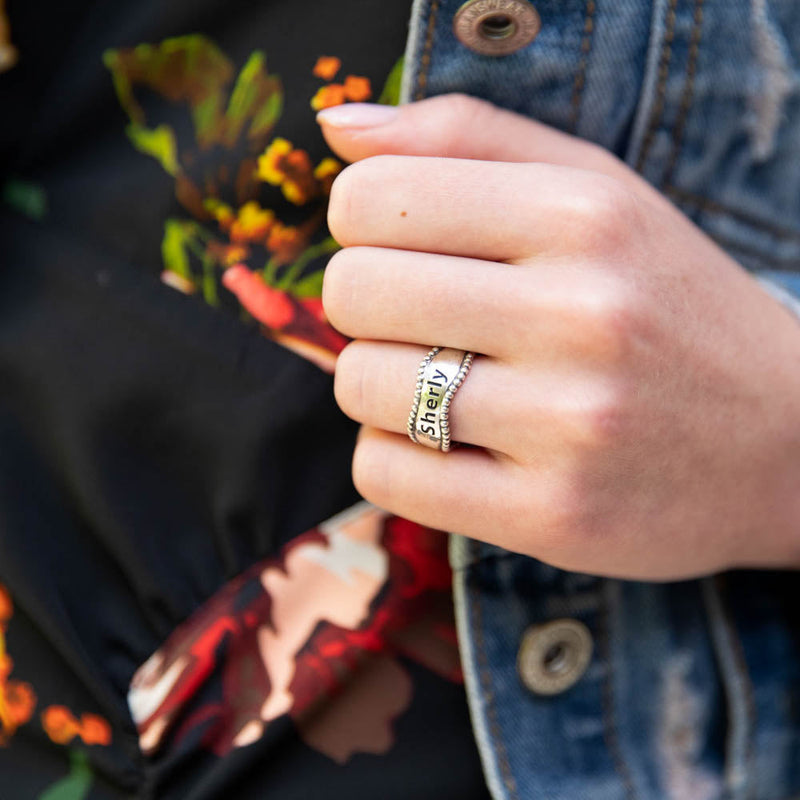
[598,581,638,800]
[663,0,705,186]
[715,576,757,800]
[469,579,520,800]
[414,0,440,100]
[666,185,800,244]
[635,0,679,174]
[569,0,597,134]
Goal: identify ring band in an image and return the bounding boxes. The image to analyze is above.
[408,347,475,452]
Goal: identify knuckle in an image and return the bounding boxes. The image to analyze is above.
[535,480,598,553]
[568,382,631,450]
[435,93,496,153]
[565,175,642,254]
[574,278,647,363]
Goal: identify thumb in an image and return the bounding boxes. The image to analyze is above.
[317,93,634,186]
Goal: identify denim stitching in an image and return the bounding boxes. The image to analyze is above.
[715,576,757,800]
[469,579,520,800]
[569,0,597,134]
[667,185,800,244]
[414,0,441,100]
[598,581,638,800]
[663,0,705,186]
[703,576,757,800]
[635,0,678,174]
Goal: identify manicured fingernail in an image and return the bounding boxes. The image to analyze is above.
[316,103,400,129]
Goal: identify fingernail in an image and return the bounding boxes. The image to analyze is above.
[316,103,400,129]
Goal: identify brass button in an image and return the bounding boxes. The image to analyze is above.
[453,0,542,57]
[517,619,593,696]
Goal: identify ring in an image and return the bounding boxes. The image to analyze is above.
[407,347,475,452]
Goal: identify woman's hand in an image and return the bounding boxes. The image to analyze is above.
[317,94,800,580]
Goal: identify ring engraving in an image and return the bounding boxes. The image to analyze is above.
[408,347,475,452]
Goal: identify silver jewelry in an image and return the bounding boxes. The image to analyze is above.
[408,347,475,452]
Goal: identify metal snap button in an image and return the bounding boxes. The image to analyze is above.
[453,0,542,57]
[517,619,593,696]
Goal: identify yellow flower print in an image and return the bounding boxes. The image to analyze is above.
[257,139,317,205]
[314,158,343,195]
[229,201,275,243]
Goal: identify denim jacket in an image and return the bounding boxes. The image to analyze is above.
[399,2,800,798]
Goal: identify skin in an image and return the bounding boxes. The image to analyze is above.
[316,94,800,581]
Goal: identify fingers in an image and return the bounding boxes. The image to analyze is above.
[317,94,637,190]
[327,155,641,261]
[351,425,522,540]
[323,246,526,357]
[323,246,635,364]
[334,339,626,464]
[335,340,510,453]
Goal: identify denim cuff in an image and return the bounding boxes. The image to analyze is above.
[756,271,800,320]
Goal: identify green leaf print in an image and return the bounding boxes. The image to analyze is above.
[38,750,93,800]
[378,56,404,106]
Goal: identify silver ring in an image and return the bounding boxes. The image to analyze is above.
[407,347,475,452]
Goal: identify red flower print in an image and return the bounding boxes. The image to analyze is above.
[222,265,295,329]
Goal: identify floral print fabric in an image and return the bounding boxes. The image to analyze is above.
[128,504,462,763]
[0,2,490,796]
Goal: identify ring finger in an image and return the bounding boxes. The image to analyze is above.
[334,338,540,458]
[335,339,504,454]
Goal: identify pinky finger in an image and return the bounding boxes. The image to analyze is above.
[352,425,520,542]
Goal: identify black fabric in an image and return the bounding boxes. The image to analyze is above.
[0,2,491,797]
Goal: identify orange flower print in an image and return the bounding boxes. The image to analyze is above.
[256,139,317,205]
[0,0,18,74]
[0,582,37,746]
[310,84,347,111]
[79,714,113,746]
[222,265,295,329]
[0,584,11,624]
[343,75,371,102]
[42,706,112,747]
[266,221,305,266]
[4,682,36,728]
[42,706,80,745]
[229,201,275,243]
[313,56,341,81]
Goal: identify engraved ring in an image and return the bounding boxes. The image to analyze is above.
[407,347,475,452]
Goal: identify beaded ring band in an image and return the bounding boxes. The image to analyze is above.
[407,347,475,452]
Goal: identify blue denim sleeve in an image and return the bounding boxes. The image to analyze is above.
[756,271,800,319]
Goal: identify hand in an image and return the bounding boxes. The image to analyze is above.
[317,94,800,580]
